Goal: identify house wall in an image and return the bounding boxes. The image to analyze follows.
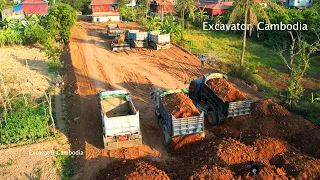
[92,4,118,13]
[22,4,48,14]
[288,0,312,7]
[93,16,120,22]
[211,9,227,16]
[127,0,136,7]
[1,7,24,20]
[157,5,174,13]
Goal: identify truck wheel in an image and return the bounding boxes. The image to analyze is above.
[164,133,172,153]
[207,111,218,125]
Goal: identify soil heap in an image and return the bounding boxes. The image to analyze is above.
[162,92,200,118]
[251,99,291,117]
[206,78,247,102]
[95,160,170,180]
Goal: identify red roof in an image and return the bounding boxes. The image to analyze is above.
[90,0,118,5]
[199,1,233,10]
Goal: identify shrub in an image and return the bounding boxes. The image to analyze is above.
[0,96,51,144]
[24,24,49,44]
[287,100,320,126]
[46,3,77,42]
[0,29,24,47]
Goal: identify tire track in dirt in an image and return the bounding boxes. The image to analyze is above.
[68,21,217,178]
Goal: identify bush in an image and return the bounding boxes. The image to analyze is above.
[24,24,49,44]
[287,101,320,126]
[46,3,77,42]
[0,29,24,47]
[228,64,277,97]
[0,96,51,144]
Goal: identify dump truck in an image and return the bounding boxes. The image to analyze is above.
[98,90,142,150]
[189,73,252,125]
[111,33,130,51]
[151,89,205,152]
[125,30,149,48]
[107,24,122,39]
[148,31,170,50]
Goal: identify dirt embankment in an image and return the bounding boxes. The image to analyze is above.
[162,92,200,118]
[206,78,247,102]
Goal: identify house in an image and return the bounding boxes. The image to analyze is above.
[21,0,49,15]
[198,0,233,16]
[285,0,312,8]
[1,6,24,20]
[150,0,175,14]
[1,0,48,20]
[127,0,136,7]
[91,0,120,22]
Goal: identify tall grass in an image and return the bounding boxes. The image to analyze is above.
[0,29,24,47]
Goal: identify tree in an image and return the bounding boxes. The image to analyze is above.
[175,0,197,29]
[228,0,270,68]
[46,3,77,42]
[145,16,161,30]
[0,0,7,12]
[278,31,320,105]
[195,7,209,26]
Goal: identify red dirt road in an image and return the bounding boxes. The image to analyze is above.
[66,21,208,178]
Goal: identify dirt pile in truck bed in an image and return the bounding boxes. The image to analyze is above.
[206,78,247,102]
[162,92,200,118]
[251,99,291,117]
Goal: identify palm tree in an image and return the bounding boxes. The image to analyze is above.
[175,0,197,28]
[196,7,209,26]
[228,0,270,68]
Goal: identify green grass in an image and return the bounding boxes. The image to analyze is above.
[176,27,320,97]
[182,28,282,67]
[53,150,74,180]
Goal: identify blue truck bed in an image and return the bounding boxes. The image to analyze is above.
[158,98,204,137]
[153,89,204,151]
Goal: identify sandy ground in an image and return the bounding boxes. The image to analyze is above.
[0,46,70,179]
[0,46,53,98]
[0,137,69,179]
[64,21,268,179]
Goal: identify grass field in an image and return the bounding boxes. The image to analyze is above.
[176,28,320,97]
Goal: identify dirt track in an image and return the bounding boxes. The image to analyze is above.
[66,21,212,178]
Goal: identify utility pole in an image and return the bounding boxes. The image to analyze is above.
[161,0,164,25]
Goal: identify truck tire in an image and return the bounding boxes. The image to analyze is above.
[164,134,172,153]
[207,111,218,125]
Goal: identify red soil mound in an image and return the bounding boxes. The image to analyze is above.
[206,78,247,102]
[217,138,256,165]
[171,133,203,151]
[284,153,320,179]
[251,99,291,117]
[162,92,200,118]
[254,137,288,162]
[259,165,288,180]
[190,165,235,180]
[95,160,169,180]
[125,161,170,180]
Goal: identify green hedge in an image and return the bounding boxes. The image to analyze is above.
[0,103,51,144]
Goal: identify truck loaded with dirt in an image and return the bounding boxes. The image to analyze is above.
[152,89,205,152]
[189,73,252,125]
[98,90,142,150]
